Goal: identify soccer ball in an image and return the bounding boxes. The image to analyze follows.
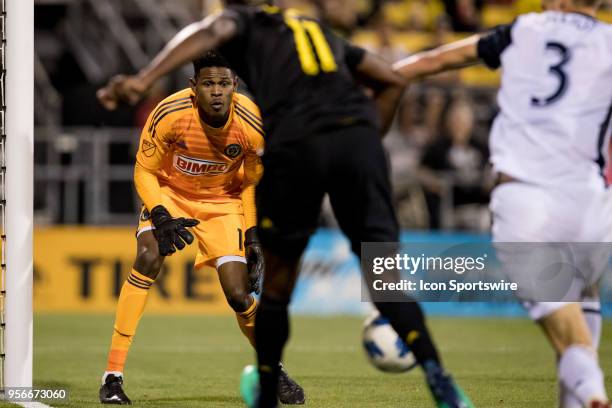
[362,312,418,373]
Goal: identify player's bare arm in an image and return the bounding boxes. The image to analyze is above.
[353,51,407,135]
[97,12,238,110]
[392,35,481,81]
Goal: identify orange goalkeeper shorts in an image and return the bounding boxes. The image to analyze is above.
[136,187,247,266]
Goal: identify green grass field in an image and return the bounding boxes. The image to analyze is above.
[15,314,612,407]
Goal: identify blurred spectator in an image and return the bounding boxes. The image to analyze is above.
[370,14,409,61]
[515,0,543,15]
[405,0,431,31]
[420,17,461,85]
[421,87,447,148]
[385,90,432,184]
[134,79,169,129]
[384,88,446,228]
[430,16,454,47]
[442,0,483,32]
[356,0,385,28]
[381,0,445,31]
[418,93,489,229]
[314,0,360,34]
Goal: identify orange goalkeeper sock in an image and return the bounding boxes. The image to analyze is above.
[106,269,154,373]
[236,297,257,348]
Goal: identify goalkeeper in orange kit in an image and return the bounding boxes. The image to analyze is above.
[99,51,304,405]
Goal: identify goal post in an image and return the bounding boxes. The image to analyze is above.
[4,0,34,388]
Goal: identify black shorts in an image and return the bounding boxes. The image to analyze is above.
[256,125,399,258]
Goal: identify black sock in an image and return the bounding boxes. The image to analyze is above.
[374,301,440,366]
[255,296,290,407]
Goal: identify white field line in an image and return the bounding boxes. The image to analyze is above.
[17,402,55,408]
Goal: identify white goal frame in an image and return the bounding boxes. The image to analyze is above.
[4,0,33,388]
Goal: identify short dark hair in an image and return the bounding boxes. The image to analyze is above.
[192,51,233,77]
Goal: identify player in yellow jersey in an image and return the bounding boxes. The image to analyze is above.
[99,51,304,405]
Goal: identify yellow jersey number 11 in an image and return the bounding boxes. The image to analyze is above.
[284,10,338,76]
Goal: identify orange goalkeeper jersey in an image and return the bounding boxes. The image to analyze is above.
[136,88,265,204]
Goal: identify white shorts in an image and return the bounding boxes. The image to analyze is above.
[521,300,601,321]
[490,182,612,320]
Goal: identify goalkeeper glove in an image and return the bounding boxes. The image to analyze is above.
[150,205,199,257]
[245,227,264,294]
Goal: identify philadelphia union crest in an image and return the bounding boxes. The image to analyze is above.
[224,143,242,158]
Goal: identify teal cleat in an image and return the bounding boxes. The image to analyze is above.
[437,383,475,408]
[240,365,260,408]
[425,361,475,408]
[240,363,303,407]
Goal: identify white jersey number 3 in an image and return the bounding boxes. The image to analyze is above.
[531,42,571,107]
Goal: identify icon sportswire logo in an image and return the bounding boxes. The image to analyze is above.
[173,154,229,176]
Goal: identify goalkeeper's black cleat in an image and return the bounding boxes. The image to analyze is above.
[99,374,132,405]
[277,364,305,405]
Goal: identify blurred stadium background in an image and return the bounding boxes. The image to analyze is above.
[29,0,612,406]
[33,0,612,314]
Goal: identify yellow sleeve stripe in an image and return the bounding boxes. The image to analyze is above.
[235,102,264,127]
[150,104,192,138]
[148,97,192,132]
[129,272,153,286]
[235,109,265,138]
[127,276,151,290]
[150,96,191,122]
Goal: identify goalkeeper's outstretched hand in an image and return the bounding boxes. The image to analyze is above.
[150,205,199,257]
[245,227,264,294]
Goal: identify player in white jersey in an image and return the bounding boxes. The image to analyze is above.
[392,0,612,406]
